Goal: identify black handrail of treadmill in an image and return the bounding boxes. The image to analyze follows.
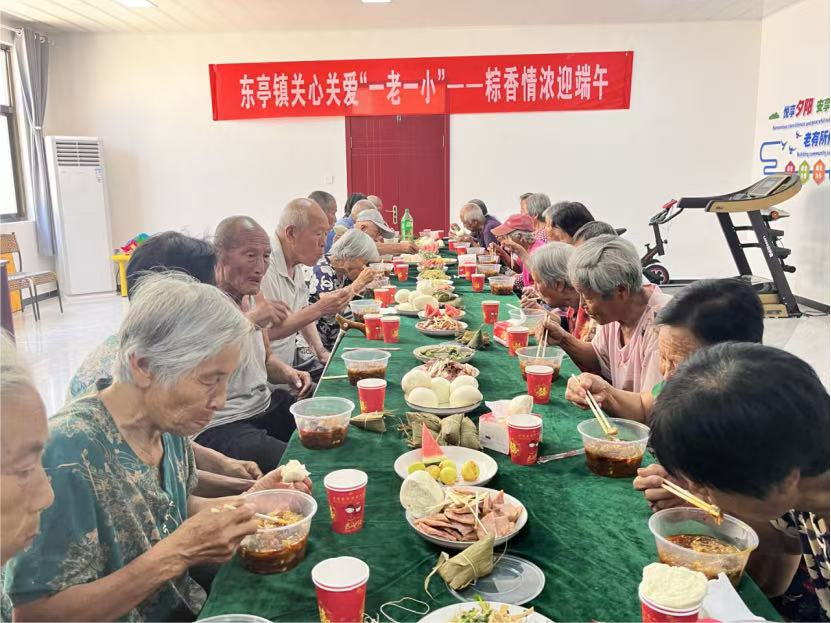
[676,193,734,210]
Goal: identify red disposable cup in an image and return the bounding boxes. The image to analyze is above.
[324,469,368,534]
[357,378,386,413]
[471,273,485,292]
[526,364,554,404]
[394,264,409,281]
[448,240,457,252]
[639,592,702,623]
[507,326,530,356]
[507,413,542,465]
[482,300,500,324]
[460,263,477,280]
[380,316,400,343]
[384,286,397,306]
[373,288,389,306]
[364,314,382,340]
[312,556,370,623]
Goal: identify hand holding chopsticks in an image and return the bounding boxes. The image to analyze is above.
[660,479,724,524]
[571,374,618,437]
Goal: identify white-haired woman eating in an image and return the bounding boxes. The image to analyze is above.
[4,274,308,622]
[309,228,381,350]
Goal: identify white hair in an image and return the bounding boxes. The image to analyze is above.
[330,229,380,263]
[351,200,376,219]
[460,203,484,224]
[367,195,383,208]
[530,242,574,288]
[1,332,34,393]
[525,193,551,220]
[277,198,315,232]
[114,272,254,386]
[568,234,643,297]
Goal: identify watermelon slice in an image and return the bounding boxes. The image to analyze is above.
[443,305,463,318]
[424,303,441,318]
[421,423,445,466]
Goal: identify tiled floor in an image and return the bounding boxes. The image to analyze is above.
[11,294,830,416]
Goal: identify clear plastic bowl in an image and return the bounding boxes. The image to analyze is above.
[577,417,650,478]
[468,246,485,255]
[476,254,500,264]
[340,349,391,386]
[477,263,501,277]
[239,489,318,574]
[369,262,394,275]
[349,299,381,323]
[649,507,759,586]
[516,345,565,380]
[290,396,355,449]
[488,276,515,295]
[509,308,547,330]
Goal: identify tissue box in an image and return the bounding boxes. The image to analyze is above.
[479,412,510,454]
[493,321,512,347]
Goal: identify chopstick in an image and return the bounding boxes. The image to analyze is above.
[320,374,348,380]
[536,330,548,357]
[215,504,285,526]
[572,374,618,436]
[255,512,283,525]
[342,347,401,351]
[661,479,724,523]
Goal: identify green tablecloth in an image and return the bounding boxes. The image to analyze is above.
[200,265,781,622]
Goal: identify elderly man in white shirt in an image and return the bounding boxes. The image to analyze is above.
[261,198,354,376]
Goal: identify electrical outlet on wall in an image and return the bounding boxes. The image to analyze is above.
[323,175,334,184]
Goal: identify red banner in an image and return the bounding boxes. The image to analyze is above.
[210,51,633,120]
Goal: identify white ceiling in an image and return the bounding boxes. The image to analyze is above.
[0,0,805,34]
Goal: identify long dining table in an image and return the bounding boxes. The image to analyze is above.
[199,251,781,622]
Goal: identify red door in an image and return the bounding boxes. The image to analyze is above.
[346,115,449,234]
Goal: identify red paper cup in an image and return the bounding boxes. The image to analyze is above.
[380,316,400,343]
[507,413,542,465]
[324,469,368,534]
[394,264,409,281]
[526,364,554,404]
[357,378,386,414]
[448,240,457,252]
[364,314,382,340]
[460,263,477,280]
[482,300,500,324]
[312,557,370,623]
[639,592,702,623]
[471,273,485,293]
[383,286,397,306]
[373,288,389,306]
[507,326,530,356]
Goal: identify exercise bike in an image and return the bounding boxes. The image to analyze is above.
[641,199,684,285]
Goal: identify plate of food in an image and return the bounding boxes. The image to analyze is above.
[396,303,420,316]
[418,359,480,380]
[418,601,551,623]
[416,318,467,337]
[418,268,452,281]
[402,368,482,415]
[419,310,466,321]
[413,343,475,363]
[394,444,497,488]
[406,486,528,550]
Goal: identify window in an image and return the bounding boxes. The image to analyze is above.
[1,44,25,222]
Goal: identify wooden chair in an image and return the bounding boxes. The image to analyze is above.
[0,232,63,321]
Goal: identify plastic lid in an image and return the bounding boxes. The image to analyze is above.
[323,469,368,491]
[312,556,370,591]
[449,555,545,605]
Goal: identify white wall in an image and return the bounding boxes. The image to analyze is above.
[751,0,829,304]
[46,21,764,281]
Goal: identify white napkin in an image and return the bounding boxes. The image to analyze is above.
[700,573,767,622]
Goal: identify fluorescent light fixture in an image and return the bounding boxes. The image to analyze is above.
[116,0,156,7]
[362,0,392,4]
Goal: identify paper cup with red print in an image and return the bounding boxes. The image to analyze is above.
[526,364,554,404]
[394,263,409,281]
[640,592,702,623]
[384,286,397,306]
[364,314,382,340]
[380,316,400,343]
[471,273,485,293]
[357,378,386,414]
[312,556,370,623]
[507,413,542,466]
[507,326,530,356]
[448,240,457,252]
[324,469,368,534]
[481,300,500,324]
[373,288,389,306]
[460,263,477,280]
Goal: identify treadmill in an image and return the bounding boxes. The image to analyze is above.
[675,173,802,318]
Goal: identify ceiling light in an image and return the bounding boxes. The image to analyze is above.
[116,0,156,7]
[362,0,392,4]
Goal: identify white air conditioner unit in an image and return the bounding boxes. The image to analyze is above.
[45,136,115,295]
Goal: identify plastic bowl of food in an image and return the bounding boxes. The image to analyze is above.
[340,349,391,386]
[509,308,547,330]
[369,262,394,275]
[577,418,650,478]
[516,345,565,380]
[477,263,501,277]
[476,254,499,264]
[349,299,381,323]
[290,396,355,449]
[649,507,759,586]
[488,276,515,296]
[467,246,485,255]
[239,489,318,574]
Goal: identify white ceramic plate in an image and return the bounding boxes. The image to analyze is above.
[418,310,466,320]
[413,343,475,364]
[417,279,454,286]
[415,320,468,337]
[418,602,552,623]
[396,305,420,317]
[406,486,528,551]
[404,397,482,416]
[442,258,458,265]
[394,446,497,487]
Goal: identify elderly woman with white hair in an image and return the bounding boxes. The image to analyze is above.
[525,192,551,242]
[309,228,381,350]
[4,274,309,622]
[537,235,670,393]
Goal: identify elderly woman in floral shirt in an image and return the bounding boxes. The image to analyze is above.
[308,229,381,351]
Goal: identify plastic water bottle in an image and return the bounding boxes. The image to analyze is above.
[401,208,414,241]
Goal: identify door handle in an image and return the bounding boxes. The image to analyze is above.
[392,204,399,225]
